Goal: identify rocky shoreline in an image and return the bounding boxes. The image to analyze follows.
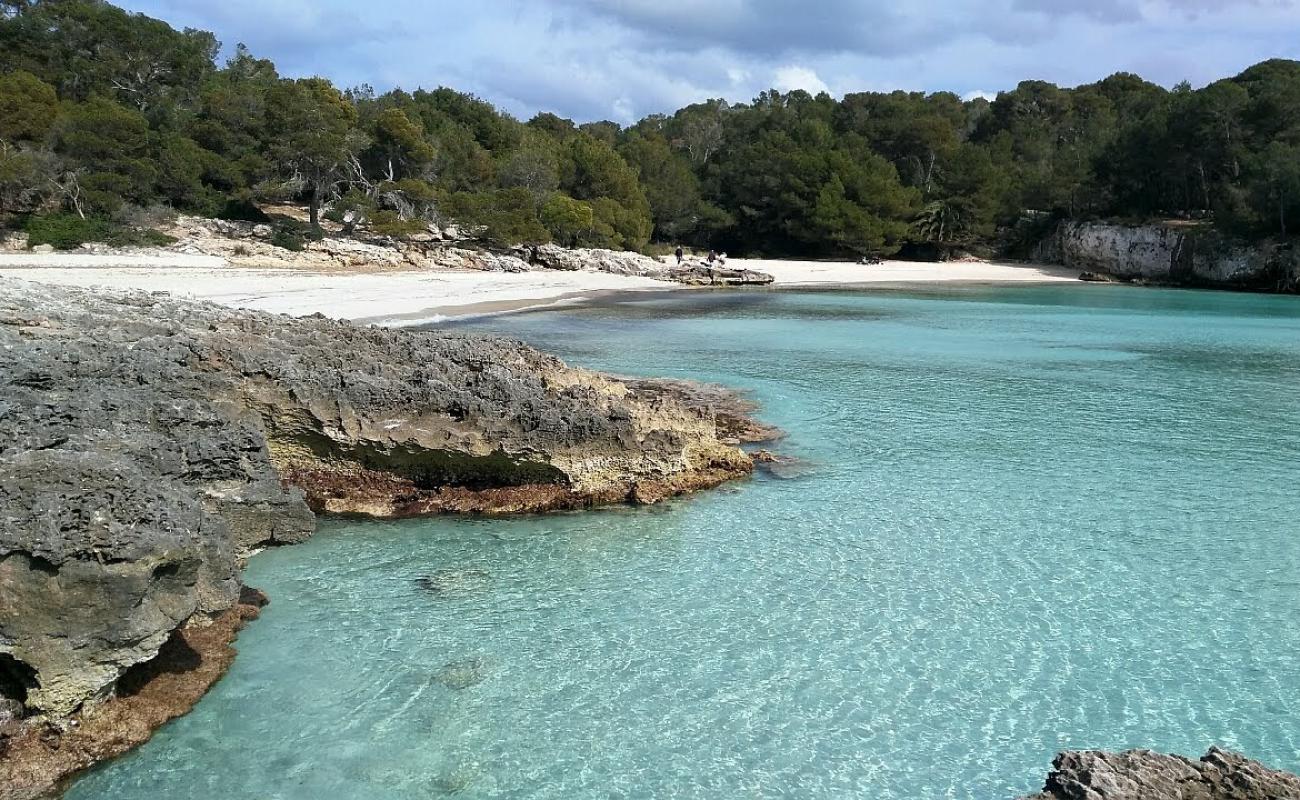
[3,280,1298,800]
[0,280,768,798]
[0,216,775,289]
[1036,220,1300,293]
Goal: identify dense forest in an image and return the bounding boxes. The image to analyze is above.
[2,0,1299,257]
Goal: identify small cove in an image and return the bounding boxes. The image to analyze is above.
[67,284,1300,799]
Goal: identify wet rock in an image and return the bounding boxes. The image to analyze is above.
[622,377,783,444]
[1079,270,1122,283]
[1019,747,1300,800]
[0,278,755,757]
[433,657,489,690]
[749,450,812,480]
[0,593,268,800]
[416,569,492,598]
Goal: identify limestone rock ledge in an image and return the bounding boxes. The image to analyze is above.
[1035,220,1300,292]
[0,279,759,798]
[1020,747,1300,800]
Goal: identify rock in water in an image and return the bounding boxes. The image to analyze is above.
[416,569,492,597]
[0,279,757,798]
[1020,747,1300,800]
[434,657,489,690]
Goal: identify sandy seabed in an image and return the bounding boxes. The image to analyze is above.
[0,254,1079,325]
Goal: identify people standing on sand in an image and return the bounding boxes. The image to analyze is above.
[675,246,684,266]
[708,250,717,265]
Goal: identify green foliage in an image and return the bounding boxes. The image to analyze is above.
[441,187,549,246]
[5,0,1300,259]
[265,78,360,228]
[539,193,593,247]
[56,96,155,209]
[268,219,321,252]
[0,142,53,213]
[23,212,175,249]
[23,212,111,249]
[369,108,435,179]
[0,70,58,143]
[217,195,271,223]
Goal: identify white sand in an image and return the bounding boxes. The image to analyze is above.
[0,253,226,270]
[0,262,673,326]
[733,257,1080,285]
[0,253,1079,326]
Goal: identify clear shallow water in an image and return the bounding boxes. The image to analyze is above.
[70,285,1300,799]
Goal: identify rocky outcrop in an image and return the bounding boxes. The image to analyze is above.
[524,243,672,277]
[1035,221,1300,292]
[67,216,776,285]
[0,279,759,798]
[0,589,268,800]
[1020,747,1300,800]
[672,263,776,286]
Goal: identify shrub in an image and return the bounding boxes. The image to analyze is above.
[369,210,426,238]
[217,197,271,223]
[23,213,177,249]
[269,220,322,252]
[24,213,114,249]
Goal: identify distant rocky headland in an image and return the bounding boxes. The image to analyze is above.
[1036,220,1300,293]
[0,280,767,798]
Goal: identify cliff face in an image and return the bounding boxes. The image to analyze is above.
[0,280,756,798]
[1035,221,1300,292]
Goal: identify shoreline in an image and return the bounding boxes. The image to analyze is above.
[0,255,1080,325]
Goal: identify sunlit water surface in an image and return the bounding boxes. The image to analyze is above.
[69,285,1300,799]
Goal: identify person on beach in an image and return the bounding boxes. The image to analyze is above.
[708,250,717,265]
[675,246,684,266]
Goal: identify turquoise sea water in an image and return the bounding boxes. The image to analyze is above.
[69,285,1300,799]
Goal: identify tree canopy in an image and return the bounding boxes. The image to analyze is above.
[3,0,1300,253]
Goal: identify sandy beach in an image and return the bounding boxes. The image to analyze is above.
[0,254,1079,325]
[731,257,1081,285]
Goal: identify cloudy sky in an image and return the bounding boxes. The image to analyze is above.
[118,0,1300,123]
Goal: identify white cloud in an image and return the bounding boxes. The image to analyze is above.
[116,0,1300,123]
[962,89,999,101]
[772,65,831,94]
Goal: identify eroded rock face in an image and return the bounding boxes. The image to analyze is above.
[0,279,753,738]
[1037,221,1300,292]
[525,243,672,278]
[0,451,239,719]
[1020,747,1300,800]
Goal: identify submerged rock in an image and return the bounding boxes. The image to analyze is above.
[433,657,489,690]
[749,450,813,480]
[0,279,759,797]
[1020,747,1300,800]
[416,569,492,598]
